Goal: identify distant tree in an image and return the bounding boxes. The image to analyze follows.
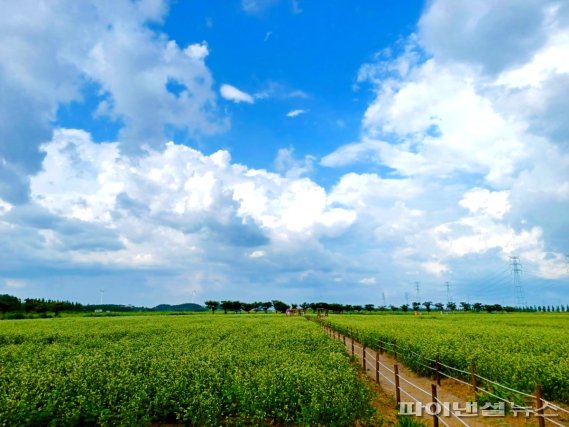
[300,302,309,311]
[53,302,65,317]
[401,304,409,312]
[204,300,219,314]
[329,303,344,313]
[261,301,272,313]
[472,302,483,312]
[504,306,515,312]
[422,301,432,312]
[241,303,255,313]
[434,302,445,311]
[364,304,375,312]
[230,301,242,313]
[459,302,471,311]
[484,304,502,313]
[378,305,387,312]
[446,302,457,311]
[389,305,398,312]
[0,294,21,313]
[353,305,363,312]
[24,299,39,313]
[344,304,353,312]
[412,302,421,312]
[272,300,289,313]
[291,303,298,309]
[220,300,233,314]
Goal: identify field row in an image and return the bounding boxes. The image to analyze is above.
[324,313,569,403]
[0,315,374,426]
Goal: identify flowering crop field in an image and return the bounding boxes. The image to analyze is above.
[0,315,374,426]
[326,313,569,403]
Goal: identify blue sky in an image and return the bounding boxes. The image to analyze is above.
[1,0,568,307]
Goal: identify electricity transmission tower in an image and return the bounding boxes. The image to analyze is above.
[445,281,452,304]
[510,256,527,306]
[404,292,409,305]
[382,292,386,307]
[99,289,104,305]
[415,281,421,302]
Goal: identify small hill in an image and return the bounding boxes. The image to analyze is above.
[152,303,206,312]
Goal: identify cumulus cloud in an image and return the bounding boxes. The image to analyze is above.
[274,147,314,178]
[220,84,255,104]
[2,0,568,305]
[20,129,356,283]
[0,0,224,203]
[322,0,569,296]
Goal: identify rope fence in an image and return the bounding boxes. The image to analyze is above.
[317,320,569,427]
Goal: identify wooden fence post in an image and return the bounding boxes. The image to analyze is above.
[394,364,401,404]
[379,339,383,355]
[435,353,441,386]
[431,384,439,427]
[375,350,380,384]
[363,345,367,371]
[470,362,477,393]
[535,384,545,427]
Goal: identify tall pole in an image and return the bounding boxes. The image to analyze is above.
[415,281,421,302]
[445,281,452,304]
[510,256,526,307]
[382,292,386,307]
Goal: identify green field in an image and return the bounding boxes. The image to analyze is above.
[0,315,374,426]
[324,313,569,403]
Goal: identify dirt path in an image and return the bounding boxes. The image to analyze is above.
[323,326,568,427]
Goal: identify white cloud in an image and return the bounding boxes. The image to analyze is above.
[220,84,255,104]
[421,261,449,277]
[321,0,569,292]
[0,199,13,215]
[249,250,266,258]
[253,82,308,100]
[241,0,279,14]
[4,279,27,289]
[459,188,510,220]
[274,147,314,178]
[286,109,306,118]
[321,139,383,167]
[359,277,376,285]
[0,0,224,202]
[28,129,356,273]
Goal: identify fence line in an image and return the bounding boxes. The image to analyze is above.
[323,319,537,399]
[321,322,471,426]
[317,319,568,427]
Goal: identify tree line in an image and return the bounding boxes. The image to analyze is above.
[2,293,566,318]
[204,299,568,314]
[0,294,145,318]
